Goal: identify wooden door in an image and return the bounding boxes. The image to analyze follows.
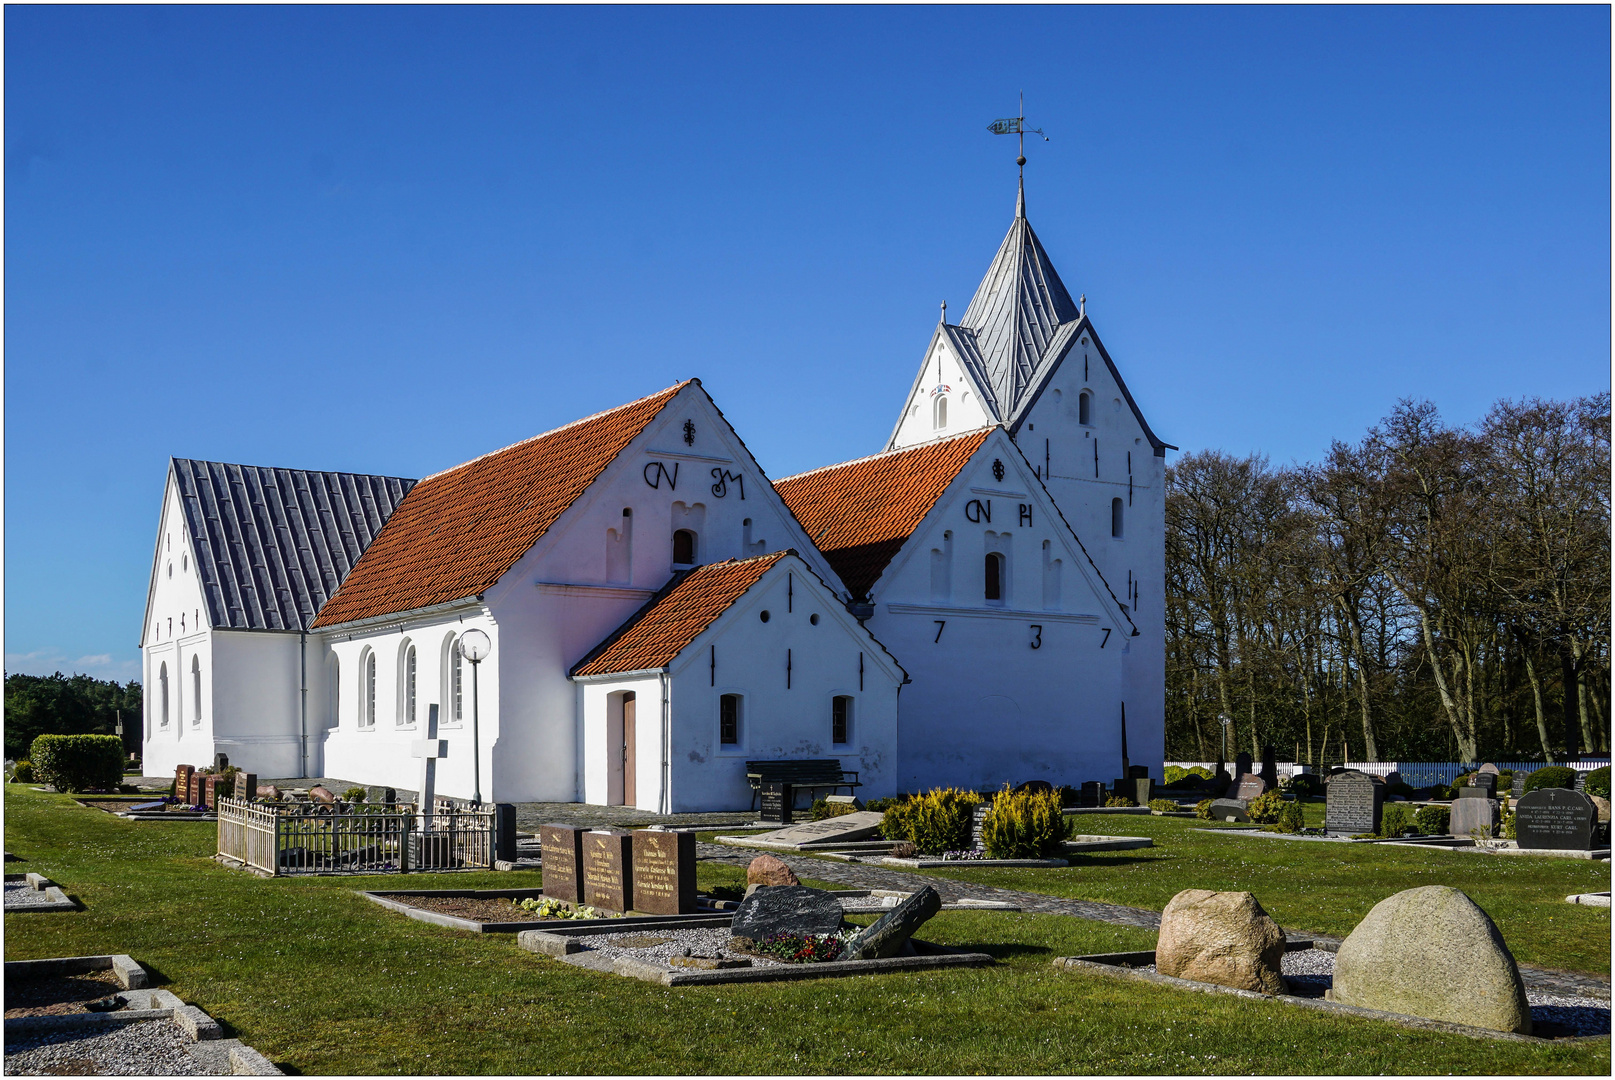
[622,694,637,809]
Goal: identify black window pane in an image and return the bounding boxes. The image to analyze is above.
[720,694,738,744]
[832,696,848,744]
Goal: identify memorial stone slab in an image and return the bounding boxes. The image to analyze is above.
[175,765,194,798]
[1515,789,1596,851]
[214,753,229,772]
[1458,785,1492,799]
[201,775,220,810]
[1383,771,1403,790]
[188,773,203,806]
[730,885,844,941]
[755,811,885,848]
[1325,770,1384,836]
[1260,745,1278,790]
[631,830,696,915]
[1134,778,1154,806]
[759,783,792,824]
[540,824,587,904]
[235,772,256,801]
[1511,775,1526,798]
[970,804,991,849]
[1208,798,1249,823]
[1079,781,1105,808]
[1469,772,1498,798]
[1449,796,1499,839]
[1128,765,1150,780]
[1234,753,1253,781]
[1235,774,1268,801]
[582,830,634,912]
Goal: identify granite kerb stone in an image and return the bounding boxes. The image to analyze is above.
[605,943,997,987]
[360,889,731,933]
[4,953,149,988]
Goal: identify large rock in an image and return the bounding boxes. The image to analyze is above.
[746,854,800,888]
[1329,886,1531,1034]
[1155,889,1286,995]
[843,885,941,960]
[1590,795,1611,823]
[730,885,844,942]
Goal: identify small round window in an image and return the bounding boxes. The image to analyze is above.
[759,610,771,623]
[810,613,820,626]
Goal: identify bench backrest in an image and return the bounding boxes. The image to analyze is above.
[746,759,845,780]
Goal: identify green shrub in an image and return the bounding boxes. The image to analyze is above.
[1414,805,1450,835]
[343,786,367,803]
[1523,766,1577,793]
[810,799,859,821]
[1501,802,1517,840]
[1058,785,1079,808]
[864,795,906,815]
[1246,791,1286,824]
[1195,798,1215,820]
[905,788,982,854]
[1429,783,1455,800]
[1267,800,1305,834]
[980,784,1066,858]
[1148,798,1179,813]
[9,760,33,783]
[29,734,124,793]
[1582,765,1608,800]
[1387,781,1415,799]
[1282,773,1324,799]
[1163,765,1186,785]
[879,799,915,841]
[1380,803,1414,838]
[1104,795,1135,808]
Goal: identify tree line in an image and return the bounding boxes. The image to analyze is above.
[1165,393,1610,765]
[4,672,143,761]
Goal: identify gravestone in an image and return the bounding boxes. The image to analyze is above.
[755,811,885,848]
[540,824,587,904]
[1457,785,1492,800]
[1111,778,1131,802]
[1234,752,1253,781]
[200,775,218,810]
[1515,789,1596,851]
[631,830,696,914]
[494,804,517,864]
[235,772,256,801]
[1449,796,1499,839]
[214,753,229,772]
[581,830,633,911]
[1235,774,1267,802]
[970,804,991,849]
[842,885,942,960]
[1134,778,1154,806]
[1128,765,1150,780]
[1208,799,1249,823]
[1325,770,1383,836]
[1511,774,1526,798]
[730,885,844,941]
[1079,781,1105,808]
[759,782,792,824]
[1260,745,1278,791]
[1468,770,1497,798]
[188,772,203,806]
[174,765,194,799]
[1383,770,1403,790]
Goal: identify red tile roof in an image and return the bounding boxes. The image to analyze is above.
[571,552,790,676]
[774,430,991,600]
[313,382,691,627]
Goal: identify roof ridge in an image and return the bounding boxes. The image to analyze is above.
[170,457,417,484]
[778,427,994,485]
[419,380,694,483]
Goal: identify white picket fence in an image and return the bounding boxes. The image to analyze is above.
[1165,759,1610,788]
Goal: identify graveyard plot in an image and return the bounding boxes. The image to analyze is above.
[4,873,78,912]
[1055,940,1610,1043]
[361,886,734,933]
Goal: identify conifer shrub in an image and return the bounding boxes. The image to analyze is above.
[1246,790,1286,824]
[980,784,1066,858]
[810,798,858,821]
[1281,773,1325,799]
[1267,800,1305,834]
[1104,795,1135,808]
[1195,798,1215,820]
[1380,802,1414,839]
[1523,766,1577,794]
[1147,798,1179,813]
[29,734,124,793]
[900,788,983,854]
[9,760,33,783]
[1584,766,1610,800]
[1414,805,1450,835]
[343,787,368,803]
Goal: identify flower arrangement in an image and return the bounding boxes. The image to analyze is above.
[940,849,988,860]
[511,896,614,920]
[747,932,847,963]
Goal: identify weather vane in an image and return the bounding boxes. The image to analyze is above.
[987,92,1048,176]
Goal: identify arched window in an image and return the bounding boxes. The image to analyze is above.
[400,642,417,726]
[444,635,464,724]
[360,650,376,728]
[832,696,852,745]
[1079,391,1092,426]
[984,552,1005,602]
[672,529,696,565]
[159,663,169,727]
[720,694,741,745]
[1112,498,1124,538]
[328,654,341,730]
[191,656,202,726]
[933,395,948,430]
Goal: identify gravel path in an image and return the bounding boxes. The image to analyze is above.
[581,927,792,967]
[4,1020,210,1075]
[3,880,58,909]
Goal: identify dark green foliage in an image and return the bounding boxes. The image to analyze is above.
[1246,791,1286,824]
[1195,798,1215,820]
[1387,781,1415,799]
[10,760,34,783]
[29,734,125,793]
[810,798,858,821]
[5,672,142,760]
[1524,766,1578,793]
[863,795,906,815]
[1429,783,1455,800]
[343,787,367,803]
[1147,798,1180,813]
[1282,773,1324,799]
[1584,766,1610,800]
[981,785,1066,858]
[1414,805,1450,835]
[1267,800,1305,834]
[1380,803,1414,838]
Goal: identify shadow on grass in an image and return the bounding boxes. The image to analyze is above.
[1061,855,1164,869]
[961,941,1055,961]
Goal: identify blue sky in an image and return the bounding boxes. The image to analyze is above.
[6,6,1609,682]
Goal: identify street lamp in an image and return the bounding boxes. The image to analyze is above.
[1218,713,1233,764]
[459,629,491,805]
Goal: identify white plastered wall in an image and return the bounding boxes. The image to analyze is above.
[141,478,216,777]
[890,332,995,449]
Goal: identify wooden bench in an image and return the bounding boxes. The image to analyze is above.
[745,759,860,810]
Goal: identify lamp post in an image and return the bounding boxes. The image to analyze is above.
[1219,713,1232,764]
[459,629,491,806]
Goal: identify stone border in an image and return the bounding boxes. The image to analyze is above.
[1052,945,1607,1045]
[1063,806,1153,816]
[833,888,1020,912]
[2,955,281,1073]
[359,888,734,933]
[1567,892,1613,907]
[3,873,78,912]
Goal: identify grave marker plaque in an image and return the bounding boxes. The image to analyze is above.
[1111,778,1131,803]
[540,824,587,904]
[175,765,194,799]
[971,804,990,849]
[1209,798,1249,823]
[1133,778,1154,806]
[1449,796,1498,839]
[631,830,695,914]
[1260,745,1278,791]
[582,830,633,912]
[1325,770,1383,836]
[1515,789,1595,851]
[1234,752,1253,781]
[1511,774,1526,798]
[1235,773,1267,802]
[759,783,792,824]
[235,772,257,801]
[1079,781,1104,808]
[189,772,203,806]
[201,775,220,810]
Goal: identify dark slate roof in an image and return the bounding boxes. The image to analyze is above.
[171,459,417,631]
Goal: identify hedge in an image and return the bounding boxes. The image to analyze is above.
[981,784,1067,858]
[29,734,125,793]
[1523,766,1578,794]
[1584,766,1610,800]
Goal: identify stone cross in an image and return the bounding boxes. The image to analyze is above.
[411,704,446,824]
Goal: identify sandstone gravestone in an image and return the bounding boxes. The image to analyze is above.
[1155,888,1286,995]
[1515,788,1596,851]
[582,830,633,912]
[1448,796,1498,840]
[1208,799,1249,824]
[730,885,844,942]
[631,830,695,915]
[843,885,942,960]
[1235,774,1267,801]
[541,824,587,904]
[754,811,884,848]
[1328,885,1531,1034]
[175,765,194,799]
[189,772,203,806]
[201,774,220,810]
[1325,770,1383,836]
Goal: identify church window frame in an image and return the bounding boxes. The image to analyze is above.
[984,551,1006,604]
[831,695,852,745]
[398,640,417,727]
[359,649,377,729]
[1079,391,1092,426]
[441,633,464,727]
[672,528,697,566]
[158,662,170,727]
[933,394,948,430]
[719,693,742,746]
[1112,498,1125,539]
[191,655,202,727]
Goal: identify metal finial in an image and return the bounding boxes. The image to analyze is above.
[988,93,1048,203]
[940,300,947,323]
[1080,294,1086,317]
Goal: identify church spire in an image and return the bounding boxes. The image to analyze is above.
[1016,173,1025,219]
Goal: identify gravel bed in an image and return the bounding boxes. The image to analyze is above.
[4,1019,210,1075]
[4,880,59,909]
[1138,949,1610,1036]
[5,970,124,1017]
[579,927,794,967]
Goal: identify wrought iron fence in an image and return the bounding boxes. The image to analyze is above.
[217,798,494,876]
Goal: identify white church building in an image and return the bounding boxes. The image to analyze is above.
[140,181,1170,809]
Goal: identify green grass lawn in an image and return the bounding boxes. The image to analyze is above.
[5,785,1610,1075]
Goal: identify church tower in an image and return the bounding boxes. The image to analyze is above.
[887,178,1172,767]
